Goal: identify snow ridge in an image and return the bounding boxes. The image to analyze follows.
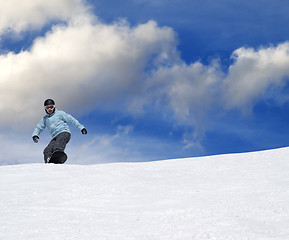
[1,147,289,239]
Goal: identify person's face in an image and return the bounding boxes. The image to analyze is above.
[44,105,55,114]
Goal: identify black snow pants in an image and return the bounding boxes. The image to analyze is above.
[43,132,71,161]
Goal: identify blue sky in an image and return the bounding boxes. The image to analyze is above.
[1,0,289,164]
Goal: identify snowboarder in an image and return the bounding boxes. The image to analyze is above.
[32,99,87,163]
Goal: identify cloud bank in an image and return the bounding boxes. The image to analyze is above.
[224,44,289,110]
[0,0,90,34]
[142,43,289,125]
[0,16,177,129]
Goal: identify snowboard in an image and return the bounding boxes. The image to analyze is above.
[49,151,67,164]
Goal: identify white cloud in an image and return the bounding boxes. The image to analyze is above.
[0,133,45,165]
[143,60,223,124]
[69,125,142,164]
[223,43,289,111]
[129,59,223,148]
[138,42,289,121]
[0,17,177,129]
[126,42,289,146]
[0,0,90,34]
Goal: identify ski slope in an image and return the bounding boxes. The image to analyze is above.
[1,147,289,240]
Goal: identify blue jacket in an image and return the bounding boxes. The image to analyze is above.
[32,109,85,139]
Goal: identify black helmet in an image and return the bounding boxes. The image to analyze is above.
[44,99,55,106]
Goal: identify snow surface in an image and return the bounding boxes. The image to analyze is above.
[1,147,289,240]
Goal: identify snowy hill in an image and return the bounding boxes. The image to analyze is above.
[1,148,289,240]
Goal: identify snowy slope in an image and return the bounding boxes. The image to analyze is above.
[1,148,289,240]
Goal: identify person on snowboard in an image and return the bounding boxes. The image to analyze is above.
[32,99,87,163]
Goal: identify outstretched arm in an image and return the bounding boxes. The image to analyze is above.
[63,112,86,133]
[32,118,46,142]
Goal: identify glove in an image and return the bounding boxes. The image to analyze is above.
[32,135,39,143]
[81,128,87,135]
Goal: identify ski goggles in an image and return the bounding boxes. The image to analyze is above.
[44,105,55,111]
